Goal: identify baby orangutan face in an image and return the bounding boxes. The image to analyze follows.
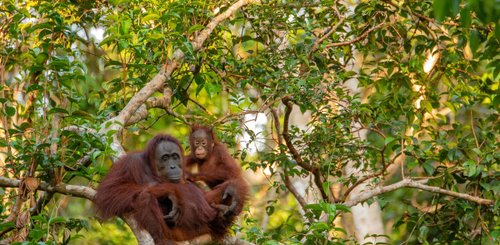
[191,129,213,160]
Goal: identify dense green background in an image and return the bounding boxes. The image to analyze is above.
[0,0,498,244]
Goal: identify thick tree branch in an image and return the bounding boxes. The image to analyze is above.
[127,88,180,126]
[0,177,96,200]
[343,178,494,207]
[123,216,155,245]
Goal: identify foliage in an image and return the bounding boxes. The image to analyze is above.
[0,0,498,244]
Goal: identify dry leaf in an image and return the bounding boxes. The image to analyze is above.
[16,211,30,228]
[24,177,40,192]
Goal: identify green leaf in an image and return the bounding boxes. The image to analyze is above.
[142,13,159,22]
[48,108,69,114]
[334,204,350,213]
[309,222,329,231]
[460,7,471,29]
[463,159,477,177]
[188,24,205,35]
[92,150,102,160]
[0,222,15,230]
[49,217,66,225]
[5,106,16,116]
[433,0,449,21]
[433,0,460,21]
[305,203,322,218]
[118,39,129,51]
[27,84,44,92]
[423,160,435,175]
[322,182,332,198]
[469,29,480,55]
[120,18,132,35]
[29,228,45,240]
[495,21,500,41]
[265,205,274,215]
[148,33,163,40]
[384,136,395,145]
[99,35,116,47]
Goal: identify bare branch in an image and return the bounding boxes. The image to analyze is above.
[127,88,181,126]
[127,104,149,126]
[343,178,494,207]
[0,177,96,200]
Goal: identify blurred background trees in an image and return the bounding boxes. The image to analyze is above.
[0,0,498,244]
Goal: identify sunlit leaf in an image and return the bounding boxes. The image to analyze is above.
[142,13,160,22]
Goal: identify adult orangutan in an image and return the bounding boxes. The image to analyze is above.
[185,125,249,218]
[93,134,230,245]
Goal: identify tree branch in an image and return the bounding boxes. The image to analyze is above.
[343,178,494,207]
[325,22,384,48]
[281,97,313,172]
[342,150,398,202]
[270,108,313,223]
[0,177,96,200]
[191,0,261,51]
[282,97,329,202]
[63,126,98,135]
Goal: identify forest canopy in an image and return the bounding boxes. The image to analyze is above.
[0,0,498,244]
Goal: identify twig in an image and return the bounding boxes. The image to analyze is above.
[214,94,290,125]
[308,3,345,56]
[325,22,384,48]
